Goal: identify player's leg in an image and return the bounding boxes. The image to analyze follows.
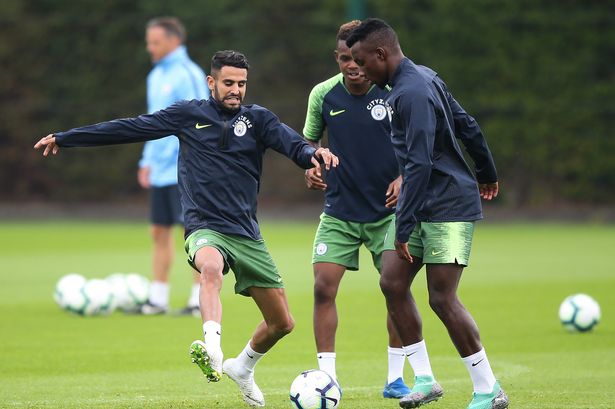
[221,287,292,408]
[221,237,289,407]
[426,263,506,408]
[426,263,481,355]
[382,250,442,408]
[313,262,346,381]
[194,246,225,323]
[189,245,226,382]
[176,270,202,317]
[185,230,230,383]
[422,222,507,409]
[378,225,424,345]
[380,223,443,408]
[141,186,175,314]
[249,287,295,351]
[311,213,361,382]
[382,314,411,398]
[163,184,201,317]
[151,223,174,284]
[363,214,410,398]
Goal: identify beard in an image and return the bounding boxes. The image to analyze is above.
[213,86,242,114]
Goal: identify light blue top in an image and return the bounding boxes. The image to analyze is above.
[139,45,209,186]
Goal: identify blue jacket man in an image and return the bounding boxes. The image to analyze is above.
[139,44,209,186]
[138,17,209,315]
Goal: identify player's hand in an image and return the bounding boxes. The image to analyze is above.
[33,134,60,156]
[138,166,151,189]
[305,167,326,190]
[479,182,499,201]
[394,240,413,263]
[385,176,402,208]
[312,147,339,171]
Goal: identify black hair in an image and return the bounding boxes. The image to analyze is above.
[211,50,250,74]
[336,20,361,43]
[345,18,398,48]
[147,17,186,43]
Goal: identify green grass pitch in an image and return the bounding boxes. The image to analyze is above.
[0,221,613,408]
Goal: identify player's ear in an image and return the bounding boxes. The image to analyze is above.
[376,47,387,61]
[206,75,215,92]
[333,49,339,62]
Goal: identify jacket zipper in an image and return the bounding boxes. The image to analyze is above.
[219,119,229,149]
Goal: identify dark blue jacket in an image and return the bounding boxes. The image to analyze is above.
[387,58,497,242]
[54,98,318,240]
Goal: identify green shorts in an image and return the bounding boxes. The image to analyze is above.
[312,213,395,271]
[185,229,283,297]
[386,221,475,266]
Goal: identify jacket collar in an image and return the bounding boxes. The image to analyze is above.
[389,57,414,87]
[156,45,188,68]
[208,97,244,119]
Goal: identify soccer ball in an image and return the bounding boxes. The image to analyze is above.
[54,275,115,316]
[289,369,341,409]
[559,294,601,332]
[54,273,87,312]
[124,273,150,311]
[82,279,116,315]
[106,273,131,310]
[106,273,150,312]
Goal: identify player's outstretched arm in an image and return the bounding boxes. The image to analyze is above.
[34,134,59,157]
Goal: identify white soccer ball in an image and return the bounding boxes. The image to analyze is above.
[54,273,88,313]
[559,293,601,332]
[106,273,148,312]
[289,369,341,409]
[121,273,150,312]
[81,279,116,316]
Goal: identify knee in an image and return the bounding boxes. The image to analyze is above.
[428,292,455,317]
[199,260,223,284]
[151,226,171,243]
[313,277,337,305]
[380,275,404,299]
[272,316,295,337]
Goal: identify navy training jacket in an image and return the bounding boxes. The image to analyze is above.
[387,58,497,242]
[54,98,318,240]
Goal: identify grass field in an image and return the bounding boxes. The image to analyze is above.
[0,220,613,408]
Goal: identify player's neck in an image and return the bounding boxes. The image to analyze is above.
[387,52,406,85]
[345,81,371,96]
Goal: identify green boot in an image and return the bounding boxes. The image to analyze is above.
[399,375,444,408]
[467,381,508,409]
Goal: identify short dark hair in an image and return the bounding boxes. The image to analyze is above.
[345,18,398,48]
[147,17,186,43]
[336,20,361,43]
[211,50,250,74]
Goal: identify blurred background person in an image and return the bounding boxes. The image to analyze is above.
[138,17,209,315]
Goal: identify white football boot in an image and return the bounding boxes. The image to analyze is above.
[189,340,222,382]
[223,358,265,407]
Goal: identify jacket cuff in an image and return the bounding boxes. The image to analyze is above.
[395,225,413,243]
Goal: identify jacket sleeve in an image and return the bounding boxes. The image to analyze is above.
[395,93,436,243]
[260,110,317,169]
[442,81,497,183]
[55,101,189,148]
